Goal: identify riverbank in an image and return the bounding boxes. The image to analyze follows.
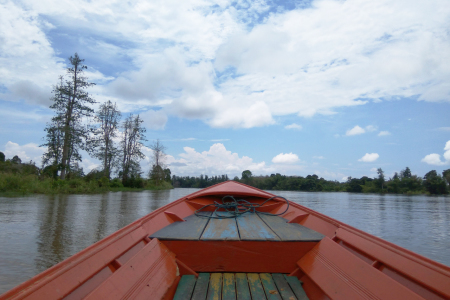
[0,173,172,197]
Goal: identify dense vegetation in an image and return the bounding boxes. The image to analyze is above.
[172,167,450,195]
[0,155,171,196]
[0,53,173,196]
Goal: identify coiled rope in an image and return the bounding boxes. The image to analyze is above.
[194,195,289,219]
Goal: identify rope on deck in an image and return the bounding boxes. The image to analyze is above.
[194,195,289,219]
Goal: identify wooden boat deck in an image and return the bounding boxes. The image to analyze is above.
[174,273,308,300]
[150,212,324,242]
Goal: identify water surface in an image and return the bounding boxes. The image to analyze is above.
[0,189,449,294]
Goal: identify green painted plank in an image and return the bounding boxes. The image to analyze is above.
[258,214,324,242]
[236,273,251,300]
[150,212,212,240]
[260,273,282,300]
[207,273,222,300]
[173,275,197,300]
[192,273,210,300]
[222,273,236,300]
[284,275,309,300]
[247,273,267,299]
[201,212,240,241]
[236,213,279,241]
[272,274,297,300]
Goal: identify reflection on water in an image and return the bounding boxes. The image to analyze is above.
[0,189,449,293]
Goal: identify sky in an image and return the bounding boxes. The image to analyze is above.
[1,0,449,181]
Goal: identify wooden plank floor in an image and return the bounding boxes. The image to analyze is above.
[150,212,323,242]
[173,273,309,300]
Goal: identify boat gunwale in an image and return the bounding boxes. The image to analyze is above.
[2,181,450,299]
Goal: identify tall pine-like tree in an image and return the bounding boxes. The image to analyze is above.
[89,100,121,179]
[120,114,146,183]
[43,53,96,179]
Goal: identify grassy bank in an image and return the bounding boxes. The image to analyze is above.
[0,173,173,197]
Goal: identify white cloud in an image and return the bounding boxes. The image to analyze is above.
[313,156,325,159]
[421,154,446,166]
[285,123,302,130]
[421,140,450,165]
[1,0,450,129]
[346,125,366,136]
[378,131,391,136]
[140,109,168,130]
[166,143,273,177]
[358,153,380,162]
[3,141,45,164]
[365,125,377,132]
[272,153,300,164]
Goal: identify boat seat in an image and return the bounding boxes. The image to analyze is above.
[297,237,426,300]
[173,272,309,300]
[150,212,324,242]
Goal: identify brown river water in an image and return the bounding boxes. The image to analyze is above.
[0,189,449,294]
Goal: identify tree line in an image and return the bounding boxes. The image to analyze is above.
[39,53,170,188]
[171,167,450,195]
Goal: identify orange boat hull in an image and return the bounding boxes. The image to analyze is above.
[1,181,449,300]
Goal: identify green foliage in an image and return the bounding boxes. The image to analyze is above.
[172,174,229,188]
[11,155,22,164]
[0,152,5,162]
[89,100,121,179]
[346,177,363,193]
[443,169,450,185]
[423,170,448,195]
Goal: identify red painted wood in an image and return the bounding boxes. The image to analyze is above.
[176,259,199,277]
[185,181,275,199]
[288,213,309,224]
[164,211,186,223]
[336,227,450,299]
[161,240,318,273]
[298,237,426,300]
[3,181,450,300]
[84,238,178,300]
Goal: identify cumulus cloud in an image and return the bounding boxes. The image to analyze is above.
[140,109,168,130]
[346,125,366,136]
[1,0,450,130]
[378,131,391,136]
[285,123,302,130]
[421,140,450,165]
[3,141,45,164]
[166,143,273,177]
[358,153,380,162]
[272,153,300,164]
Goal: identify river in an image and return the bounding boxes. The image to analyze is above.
[0,189,449,294]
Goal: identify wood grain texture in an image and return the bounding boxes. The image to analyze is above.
[201,212,240,241]
[150,212,211,240]
[260,273,282,300]
[173,275,197,300]
[222,273,236,300]
[271,273,297,300]
[258,214,324,242]
[236,213,279,241]
[284,275,309,300]
[236,273,251,300]
[247,273,266,299]
[191,273,210,300]
[207,273,222,300]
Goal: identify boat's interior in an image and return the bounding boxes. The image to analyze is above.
[3,183,450,300]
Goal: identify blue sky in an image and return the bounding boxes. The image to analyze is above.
[1,0,449,181]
